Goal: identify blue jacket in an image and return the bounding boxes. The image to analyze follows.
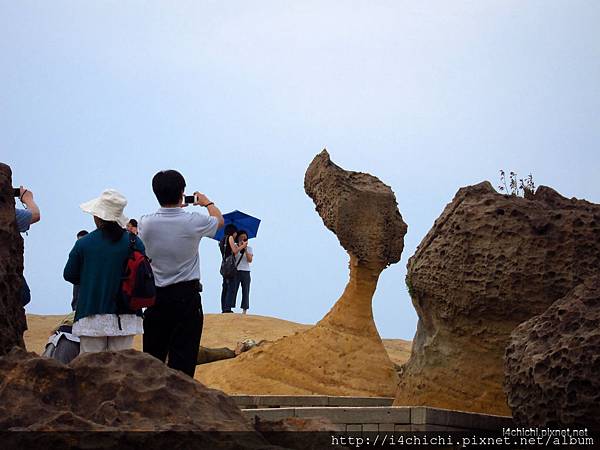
[64,230,144,321]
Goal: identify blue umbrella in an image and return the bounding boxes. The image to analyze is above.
[212,210,261,241]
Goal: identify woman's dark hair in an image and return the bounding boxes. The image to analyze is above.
[152,170,186,206]
[128,218,138,227]
[224,224,238,237]
[76,230,89,239]
[236,229,248,242]
[97,218,125,243]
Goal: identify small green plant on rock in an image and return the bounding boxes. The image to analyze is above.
[498,170,535,197]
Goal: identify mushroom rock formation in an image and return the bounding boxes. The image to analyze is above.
[0,163,26,356]
[504,276,600,427]
[395,181,600,415]
[197,150,407,396]
[0,349,276,449]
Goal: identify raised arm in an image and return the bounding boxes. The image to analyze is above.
[19,187,41,224]
[194,192,224,228]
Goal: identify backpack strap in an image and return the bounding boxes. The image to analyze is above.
[235,251,244,268]
[221,236,228,260]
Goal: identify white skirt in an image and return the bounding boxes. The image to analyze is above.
[72,313,143,337]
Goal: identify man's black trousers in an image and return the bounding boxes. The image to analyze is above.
[143,279,203,377]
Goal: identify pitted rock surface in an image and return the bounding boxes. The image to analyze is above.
[0,163,26,356]
[304,149,406,268]
[0,349,278,449]
[396,181,600,415]
[197,150,406,397]
[504,276,600,427]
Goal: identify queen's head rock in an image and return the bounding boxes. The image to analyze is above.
[197,150,407,397]
[395,181,600,415]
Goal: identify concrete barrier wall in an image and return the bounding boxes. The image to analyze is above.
[243,405,513,432]
[232,395,394,409]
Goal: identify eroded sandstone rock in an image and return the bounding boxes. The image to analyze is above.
[504,276,600,427]
[0,163,26,356]
[197,150,407,397]
[0,348,275,448]
[395,181,600,415]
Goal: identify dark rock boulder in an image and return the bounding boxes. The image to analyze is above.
[396,181,600,415]
[504,276,600,427]
[0,163,26,356]
[0,348,279,448]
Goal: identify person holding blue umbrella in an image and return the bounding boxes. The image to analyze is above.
[215,210,260,313]
[230,229,253,314]
[219,223,238,313]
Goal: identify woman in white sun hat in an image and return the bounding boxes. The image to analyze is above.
[63,189,145,353]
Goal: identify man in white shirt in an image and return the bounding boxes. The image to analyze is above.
[139,170,224,377]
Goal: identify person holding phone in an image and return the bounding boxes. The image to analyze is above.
[14,186,41,308]
[139,170,224,377]
[229,230,253,314]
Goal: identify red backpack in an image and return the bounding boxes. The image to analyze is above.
[118,233,156,312]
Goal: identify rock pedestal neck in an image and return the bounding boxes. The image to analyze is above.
[197,150,407,396]
[396,181,600,415]
[504,276,600,427]
[0,163,26,356]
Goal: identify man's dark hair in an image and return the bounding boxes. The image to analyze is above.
[152,170,186,206]
[128,218,138,227]
[76,230,89,238]
[224,224,238,236]
[237,229,248,240]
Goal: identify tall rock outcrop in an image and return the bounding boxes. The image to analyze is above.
[0,163,26,355]
[0,349,276,449]
[197,150,407,396]
[504,276,600,427]
[395,181,600,415]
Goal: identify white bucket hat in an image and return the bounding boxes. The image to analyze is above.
[80,189,129,228]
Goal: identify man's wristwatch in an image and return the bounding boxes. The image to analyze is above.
[204,202,214,208]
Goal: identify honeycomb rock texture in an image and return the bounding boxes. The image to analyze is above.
[0,163,26,356]
[504,276,600,427]
[395,181,600,415]
[304,149,406,268]
[197,150,407,397]
[0,349,275,449]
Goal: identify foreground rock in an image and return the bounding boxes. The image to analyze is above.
[0,349,277,449]
[505,276,600,427]
[197,150,407,396]
[396,181,600,415]
[0,163,26,356]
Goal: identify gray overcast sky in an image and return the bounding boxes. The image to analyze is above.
[2,1,599,339]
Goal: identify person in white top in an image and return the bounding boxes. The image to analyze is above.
[229,229,253,314]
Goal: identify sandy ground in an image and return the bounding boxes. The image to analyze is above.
[24,313,412,367]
